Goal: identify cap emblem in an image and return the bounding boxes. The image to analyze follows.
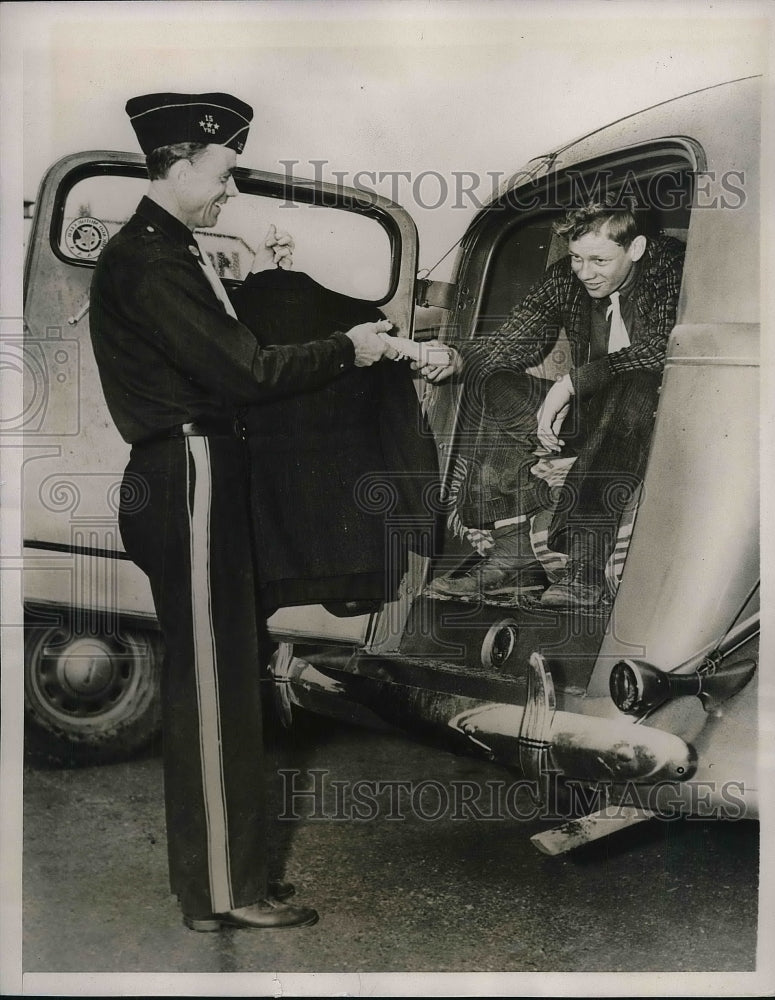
[199,114,220,136]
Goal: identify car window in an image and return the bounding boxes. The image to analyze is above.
[55,171,394,302]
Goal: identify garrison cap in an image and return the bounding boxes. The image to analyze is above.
[125,92,254,155]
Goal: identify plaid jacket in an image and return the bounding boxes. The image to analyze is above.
[458,234,685,398]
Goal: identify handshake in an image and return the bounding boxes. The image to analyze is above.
[344,320,399,367]
[344,323,462,378]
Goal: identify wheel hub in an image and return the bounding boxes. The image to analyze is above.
[25,623,162,758]
[58,639,116,699]
[29,629,139,721]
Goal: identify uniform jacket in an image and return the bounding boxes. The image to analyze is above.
[90,197,355,443]
[458,233,685,399]
[231,269,441,614]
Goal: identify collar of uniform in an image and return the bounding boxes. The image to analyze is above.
[136,195,196,248]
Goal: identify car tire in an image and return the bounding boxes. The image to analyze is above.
[24,620,163,765]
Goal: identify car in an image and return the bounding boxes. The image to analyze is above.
[20,75,760,853]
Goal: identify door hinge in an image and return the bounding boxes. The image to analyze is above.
[415,278,456,310]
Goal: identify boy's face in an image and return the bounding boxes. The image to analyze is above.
[568,226,646,299]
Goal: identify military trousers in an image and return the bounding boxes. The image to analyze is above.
[119,433,268,919]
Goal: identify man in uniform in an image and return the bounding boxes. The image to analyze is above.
[418,199,684,608]
[90,92,397,931]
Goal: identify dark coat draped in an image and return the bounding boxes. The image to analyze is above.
[230,269,441,615]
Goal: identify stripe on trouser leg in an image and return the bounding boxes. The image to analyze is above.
[186,436,233,914]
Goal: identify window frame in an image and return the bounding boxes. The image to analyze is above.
[48,157,407,308]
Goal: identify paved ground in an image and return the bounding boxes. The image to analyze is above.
[22,713,759,985]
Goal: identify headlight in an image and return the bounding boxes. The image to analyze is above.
[609,658,700,714]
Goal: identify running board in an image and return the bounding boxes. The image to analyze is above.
[531,806,654,855]
[272,647,699,785]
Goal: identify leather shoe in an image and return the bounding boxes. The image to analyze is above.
[429,560,547,598]
[269,879,295,902]
[184,897,319,932]
[540,562,603,608]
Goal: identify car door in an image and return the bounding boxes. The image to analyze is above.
[22,150,421,655]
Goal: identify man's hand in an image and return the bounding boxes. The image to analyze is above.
[250,225,295,273]
[345,320,399,366]
[536,374,574,453]
[409,339,463,382]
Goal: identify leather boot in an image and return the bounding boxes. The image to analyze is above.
[429,520,547,598]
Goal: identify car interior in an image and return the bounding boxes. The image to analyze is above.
[422,156,694,616]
